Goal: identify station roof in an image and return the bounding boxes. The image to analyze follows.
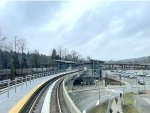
[55,60,78,64]
[90,59,105,64]
[55,59,105,65]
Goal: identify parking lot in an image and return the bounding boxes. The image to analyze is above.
[107,70,150,85]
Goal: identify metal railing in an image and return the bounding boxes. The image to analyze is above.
[0,70,64,98]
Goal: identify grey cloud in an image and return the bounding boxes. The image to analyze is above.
[48,1,150,60]
[0,1,62,34]
[1,1,150,60]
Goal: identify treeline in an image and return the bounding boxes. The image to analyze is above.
[115,56,150,64]
[0,48,86,69]
[0,28,92,80]
[0,30,87,70]
[51,47,86,62]
[0,50,50,69]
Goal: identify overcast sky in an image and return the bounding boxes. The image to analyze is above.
[0,0,150,60]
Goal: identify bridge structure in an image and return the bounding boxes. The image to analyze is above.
[56,59,150,70]
[102,62,150,70]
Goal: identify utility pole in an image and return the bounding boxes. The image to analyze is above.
[120,73,121,86]
[98,62,101,105]
[105,72,107,87]
[143,70,146,90]
[135,72,138,85]
[14,36,18,78]
[15,36,16,54]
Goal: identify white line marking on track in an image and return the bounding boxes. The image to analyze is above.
[41,78,61,113]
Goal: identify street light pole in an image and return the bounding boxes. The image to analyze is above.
[14,36,18,78]
[135,72,138,85]
[105,72,107,87]
[93,61,94,84]
[143,70,146,90]
[119,73,121,86]
[98,71,101,105]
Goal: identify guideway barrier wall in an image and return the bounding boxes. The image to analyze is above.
[63,70,117,113]
[63,70,84,113]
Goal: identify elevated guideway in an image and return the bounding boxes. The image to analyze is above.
[0,70,78,113]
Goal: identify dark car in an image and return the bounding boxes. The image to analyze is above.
[138,80,145,85]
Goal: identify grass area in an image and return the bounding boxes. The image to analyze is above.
[123,93,139,113]
[106,78,125,85]
[88,101,108,113]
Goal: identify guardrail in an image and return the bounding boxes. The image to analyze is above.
[63,70,83,113]
[0,71,51,97]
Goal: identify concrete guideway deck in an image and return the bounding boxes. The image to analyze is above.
[9,81,46,113]
[0,70,78,113]
[1,76,50,113]
[41,78,61,113]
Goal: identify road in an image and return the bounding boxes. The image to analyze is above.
[69,87,109,112]
[68,70,150,113]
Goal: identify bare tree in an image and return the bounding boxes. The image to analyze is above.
[0,45,10,69]
[0,37,6,43]
[62,48,69,60]
[18,38,27,75]
[57,46,63,60]
[32,50,40,72]
[77,53,82,62]
[87,56,92,61]
[0,27,6,49]
[18,38,27,53]
[71,50,78,61]
[57,47,70,60]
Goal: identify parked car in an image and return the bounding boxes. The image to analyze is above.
[124,74,129,78]
[146,75,150,77]
[129,75,136,79]
[137,74,144,77]
[138,80,145,85]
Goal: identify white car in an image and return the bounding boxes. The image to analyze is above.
[146,75,150,77]
[129,75,136,78]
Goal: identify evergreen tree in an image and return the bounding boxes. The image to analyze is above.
[32,50,40,68]
[21,52,27,68]
[51,49,57,60]
[10,64,15,80]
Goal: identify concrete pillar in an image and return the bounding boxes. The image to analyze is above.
[112,64,114,70]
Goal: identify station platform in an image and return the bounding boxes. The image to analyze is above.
[0,71,69,113]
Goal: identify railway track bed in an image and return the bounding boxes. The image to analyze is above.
[50,78,70,113]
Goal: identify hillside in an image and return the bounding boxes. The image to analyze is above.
[107,56,150,64]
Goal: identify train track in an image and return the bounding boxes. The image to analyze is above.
[50,77,70,113]
[19,74,64,113]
